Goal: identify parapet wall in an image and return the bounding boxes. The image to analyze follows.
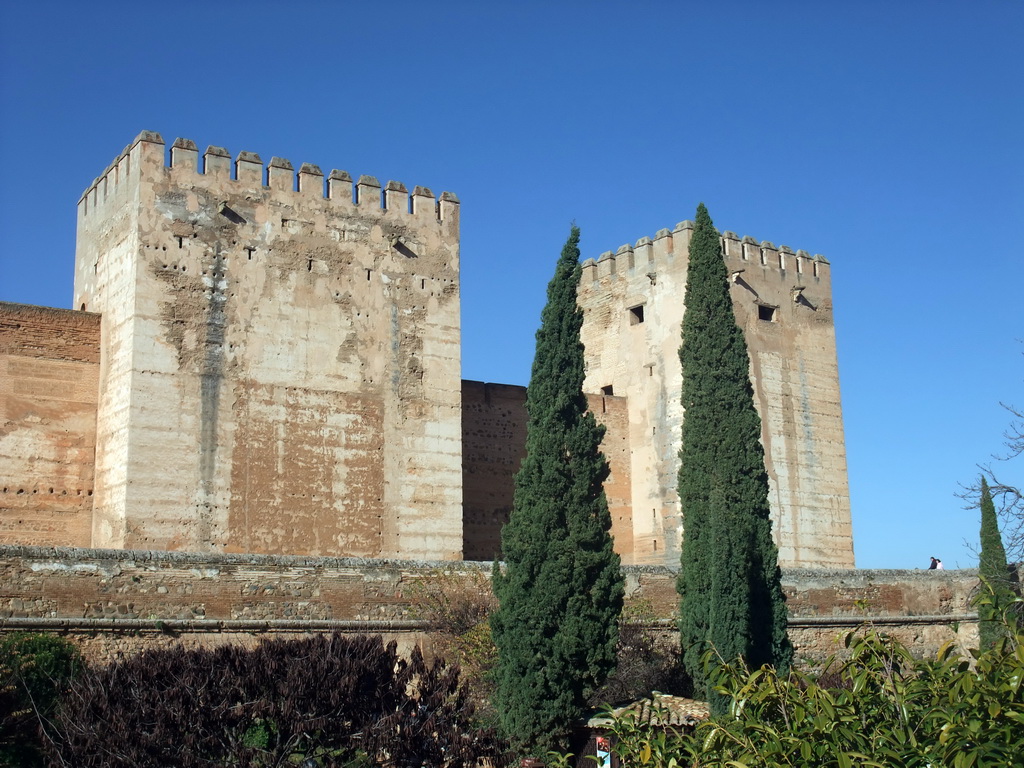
[0,546,979,666]
[79,132,460,223]
[0,304,99,548]
[581,224,830,288]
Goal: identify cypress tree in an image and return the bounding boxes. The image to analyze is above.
[978,476,1013,649]
[676,203,792,712]
[491,225,624,754]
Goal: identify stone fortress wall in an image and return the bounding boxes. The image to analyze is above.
[2,130,852,571]
[72,132,462,560]
[579,226,851,567]
[0,545,978,666]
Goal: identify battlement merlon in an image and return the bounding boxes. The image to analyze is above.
[581,219,831,285]
[77,131,459,225]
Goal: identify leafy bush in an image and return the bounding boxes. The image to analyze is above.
[0,633,82,767]
[48,632,508,767]
[584,593,1024,768]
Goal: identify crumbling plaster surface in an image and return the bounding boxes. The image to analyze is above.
[73,133,462,559]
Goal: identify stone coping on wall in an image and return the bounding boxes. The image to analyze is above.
[0,545,986,664]
[0,544,982,624]
[0,544,981,577]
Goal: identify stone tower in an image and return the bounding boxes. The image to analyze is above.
[579,222,854,568]
[73,132,462,559]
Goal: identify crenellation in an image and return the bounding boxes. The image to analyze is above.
[410,186,434,218]
[722,232,742,259]
[327,169,353,202]
[672,221,693,260]
[356,175,381,207]
[437,191,459,226]
[297,163,324,196]
[597,250,616,278]
[580,258,597,283]
[203,146,231,178]
[741,238,759,262]
[171,138,199,171]
[634,236,653,266]
[267,156,294,190]
[235,151,263,183]
[615,243,634,270]
[384,180,408,212]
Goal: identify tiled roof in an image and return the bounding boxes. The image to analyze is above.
[585,692,709,730]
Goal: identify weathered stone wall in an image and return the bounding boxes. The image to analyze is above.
[0,304,99,548]
[73,132,462,560]
[461,381,632,562]
[578,225,853,568]
[0,546,977,666]
[462,381,527,561]
[3,132,854,574]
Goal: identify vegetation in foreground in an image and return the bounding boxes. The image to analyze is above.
[491,225,624,754]
[676,203,791,713]
[978,476,1016,650]
[0,633,82,768]
[41,633,506,768]
[587,591,1024,768]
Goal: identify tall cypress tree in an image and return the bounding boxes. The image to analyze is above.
[676,203,792,711]
[491,225,624,753]
[978,476,1013,649]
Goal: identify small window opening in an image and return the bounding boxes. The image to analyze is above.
[653,539,658,552]
[177,236,184,249]
[421,279,426,289]
[601,385,614,396]
[813,261,819,278]
[628,305,645,325]
[80,303,86,311]
[307,258,313,272]
[245,247,255,261]
[366,269,371,281]
[758,305,777,322]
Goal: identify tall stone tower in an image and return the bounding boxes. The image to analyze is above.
[74,132,462,559]
[579,222,854,568]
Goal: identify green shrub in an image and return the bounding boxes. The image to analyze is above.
[583,592,1024,768]
[0,633,82,768]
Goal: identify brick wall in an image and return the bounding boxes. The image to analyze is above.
[0,303,99,547]
[461,381,632,562]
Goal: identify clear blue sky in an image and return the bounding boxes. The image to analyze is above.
[1,1,1021,569]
